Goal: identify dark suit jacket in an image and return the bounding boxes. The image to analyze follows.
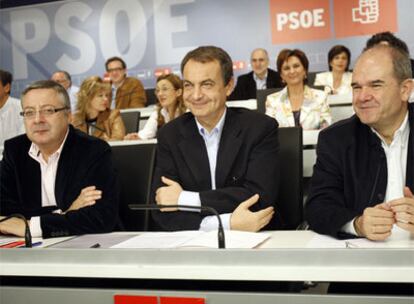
[305,103,414,238]
[228,68,283,101]
[0,126,119,238]
[151,108,280,231]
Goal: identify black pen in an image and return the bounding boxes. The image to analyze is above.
[90,243,100,248]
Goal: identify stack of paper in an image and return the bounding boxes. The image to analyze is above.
[111,230,271,249]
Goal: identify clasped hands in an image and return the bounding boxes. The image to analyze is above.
[0,186,102,237]
[354,187,414,241]
[155,176,274,232]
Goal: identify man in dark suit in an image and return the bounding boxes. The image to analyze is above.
[305,45,414,241]
[0,80,119,238]
[152,46,280,232]
[228,48,283,101]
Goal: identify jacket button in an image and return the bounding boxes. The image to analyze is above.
[377,193,384,201]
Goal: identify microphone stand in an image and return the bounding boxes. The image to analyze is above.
[129,204,226,249]
[0,214,32,247]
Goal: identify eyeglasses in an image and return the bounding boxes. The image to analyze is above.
[20,106,69,119]
[107,67,124,73]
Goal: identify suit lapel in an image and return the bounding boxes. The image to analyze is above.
[406,104,414,190]
[216,110,243,187]
[54,126,76,210]
[177,116,212,188]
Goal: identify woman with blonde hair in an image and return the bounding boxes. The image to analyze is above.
[125,73,185,140]
[72,76,125,141]
[266,49,331,130]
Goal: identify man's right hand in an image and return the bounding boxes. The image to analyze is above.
[230,194,274,232]
[354,202,395,241]
[66,186,102,213]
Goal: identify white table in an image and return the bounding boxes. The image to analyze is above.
[1,231,412,304]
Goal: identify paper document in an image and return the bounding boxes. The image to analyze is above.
[307,233,414,248]
[111,230,270,249]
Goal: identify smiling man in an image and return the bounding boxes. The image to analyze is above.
[228,48,282,100]
[0,80,119,238]
[151,46,281,232]
[305,44,414,242]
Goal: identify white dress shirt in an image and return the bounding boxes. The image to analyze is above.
[177,109,232,230]
[68,85,79,112]
[253,72,268,90]
[138,108,177,140]
[27,130,69,237]
[0,96,25,147]
[342,113,410,240]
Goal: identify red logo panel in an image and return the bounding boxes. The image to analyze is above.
[333,0,397,38]
[269,0,331,44]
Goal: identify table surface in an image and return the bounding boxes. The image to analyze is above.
[1,231,413,283]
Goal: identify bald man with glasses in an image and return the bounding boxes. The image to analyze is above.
[0,80,119,239]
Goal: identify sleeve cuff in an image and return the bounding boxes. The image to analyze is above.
[29,216,43,238]
[199,213,231,231]
[341,217,357,235]
[178,191,201,212]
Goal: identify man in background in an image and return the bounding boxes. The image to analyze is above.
[228,48,282,100]
[0,69,24,147]
[51,70,79,111]
[105,56,147,109]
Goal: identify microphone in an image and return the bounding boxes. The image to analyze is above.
[0,214,32,247]
[129,204,226,249]
[86,121,106,134]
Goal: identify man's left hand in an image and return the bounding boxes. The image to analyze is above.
[155,176,183,212]
[0,217,27,237]
[390,187,414,233]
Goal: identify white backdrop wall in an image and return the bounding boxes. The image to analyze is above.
[0,0,412,97]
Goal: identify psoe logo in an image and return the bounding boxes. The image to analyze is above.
[269,0,331,44]
[333,0,397,38]
[352,0,379,24]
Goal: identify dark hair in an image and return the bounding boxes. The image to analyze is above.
[180,46,233,86]
[0,69,13,87]
[365,31,410,54]
[276,49,309,84]
[105,56,127,71]
[21,80,71,110]
[155,73,186,129]
[328,45,351,71]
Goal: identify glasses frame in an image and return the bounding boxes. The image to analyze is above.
[20,106,69,119]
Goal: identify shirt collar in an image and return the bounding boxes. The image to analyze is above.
[196,108,227,138]
[371,112,409,147]
[253,71,268,82]
[29,128,70,162]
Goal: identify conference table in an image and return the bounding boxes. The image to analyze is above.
[1,231,413,304]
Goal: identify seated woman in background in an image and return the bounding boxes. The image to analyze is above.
[266,49,331,130]
[72,76,126,141]
[125,73,186,140]
[314,45,352,95]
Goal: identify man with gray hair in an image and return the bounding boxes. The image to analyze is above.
[0,80,119,238]
[51,70,79,111]
[229,48,282,100]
